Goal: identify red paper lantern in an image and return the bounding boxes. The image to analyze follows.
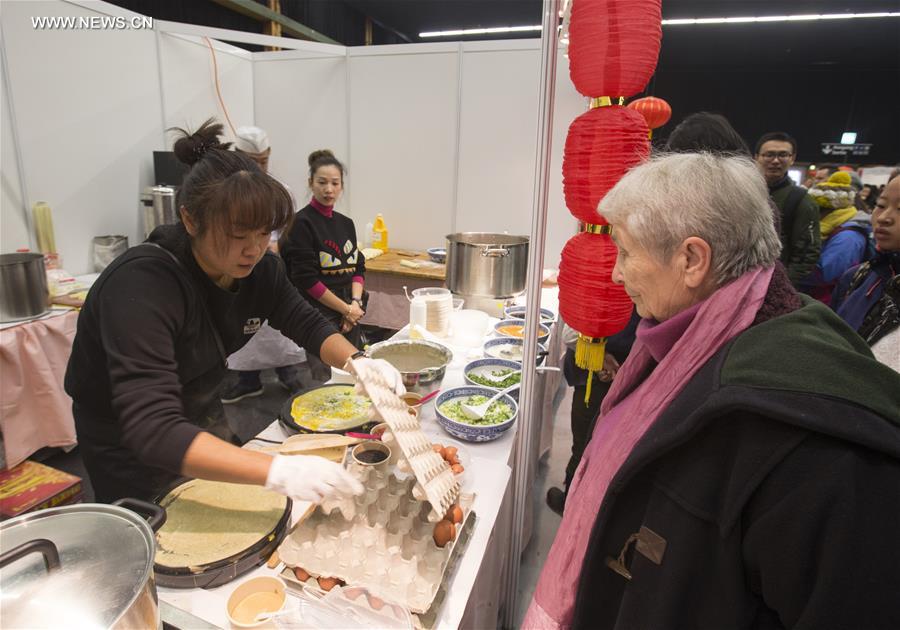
[568,0,663,98]
[562,106,650,224]
[558,231,634,399]
[558,232,632,340]
[627,96,672,130]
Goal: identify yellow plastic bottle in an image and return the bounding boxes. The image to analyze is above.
[372,214,389,251]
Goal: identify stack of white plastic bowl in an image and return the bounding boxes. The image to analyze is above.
[411,287,452,337]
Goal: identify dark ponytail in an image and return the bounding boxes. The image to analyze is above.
[169,118,293,239]
[308,149,345,182]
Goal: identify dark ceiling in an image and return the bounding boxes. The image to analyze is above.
[106,0,900,164]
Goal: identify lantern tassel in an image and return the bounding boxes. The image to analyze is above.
[575,334,607,404]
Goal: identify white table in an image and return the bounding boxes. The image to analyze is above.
[158,290,563,629]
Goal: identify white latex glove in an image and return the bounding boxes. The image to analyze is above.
[265,455,364,503]
[347,357,406,396]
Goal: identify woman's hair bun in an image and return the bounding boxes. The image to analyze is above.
[171,118,232,167]
[308,149,335,167]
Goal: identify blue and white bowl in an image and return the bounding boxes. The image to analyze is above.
[494,318,550,341]
[427,247,447,264]
[464,358,522,400]
[503,305,557,324]
[434,386,518,442]
[483,337,547,365]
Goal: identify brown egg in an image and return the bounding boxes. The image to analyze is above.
[433,519,454,547]
[367,594,385,610]
[293,566,310,582]
[266,550,280,568]
[344,587,365,601]
[444,446,458,461]
[446,504,464,524]
[451,463,464,474]
[432,443,443,453]
[448,454,460,465]
[439,447,450,461]
[318,576,340,591]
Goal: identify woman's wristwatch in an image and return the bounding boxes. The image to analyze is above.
[351,297,363,306]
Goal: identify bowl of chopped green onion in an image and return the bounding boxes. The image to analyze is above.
[435,386,518,442]
[464,358,522,399]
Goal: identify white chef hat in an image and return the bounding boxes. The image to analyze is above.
[234,126,270,153]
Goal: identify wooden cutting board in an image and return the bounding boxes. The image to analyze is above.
[259,434,363,462]
[364,248,446,280]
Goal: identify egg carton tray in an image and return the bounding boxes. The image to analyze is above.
[278,465,475,615]
[348,360,460,522]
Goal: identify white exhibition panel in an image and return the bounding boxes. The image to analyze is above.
[250,39,585,266]
[1,50,29,253]
[347,46,460,250]
[157,32,253,143]
[456,44,541,243]
[1,0,161,274]
[254,52,348,211]
[439,40,581,268]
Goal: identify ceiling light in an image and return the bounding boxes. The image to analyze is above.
[419,11,899,38]
[419,25,542,38]
[662,12,899,26]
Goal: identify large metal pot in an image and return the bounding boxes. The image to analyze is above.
[0,499,166,629]
[0,252,49,323]
[445,232,529,299]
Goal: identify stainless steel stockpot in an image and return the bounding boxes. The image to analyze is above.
[445,232,529,299]
[0,499,166,629]
[0,252,49,322]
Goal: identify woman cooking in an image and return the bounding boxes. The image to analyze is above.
[524,153,900,629]
[279,150,365,381]
[64,120,403,504]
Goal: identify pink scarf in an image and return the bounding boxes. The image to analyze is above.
[524,265,775,629]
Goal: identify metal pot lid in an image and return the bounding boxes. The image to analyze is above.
[445,232,529,246]
[0,503,157,629]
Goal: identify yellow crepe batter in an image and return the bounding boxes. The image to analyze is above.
[289,385,371,432]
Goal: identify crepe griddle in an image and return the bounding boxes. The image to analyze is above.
[152,478,292,589]
[278,383,375,435]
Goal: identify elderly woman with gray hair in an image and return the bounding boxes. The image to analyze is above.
[524,154,900,630]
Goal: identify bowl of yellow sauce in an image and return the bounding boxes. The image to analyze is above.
[493,318,550,341]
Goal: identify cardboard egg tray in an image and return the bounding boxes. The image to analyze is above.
[278,463,476,614]
[348,360,460,522]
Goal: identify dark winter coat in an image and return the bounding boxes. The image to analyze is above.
[65,223,337,500]
[571,299,900,630]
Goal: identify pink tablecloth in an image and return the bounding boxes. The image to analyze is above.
[0,311,79,469]
[361,273,441,330]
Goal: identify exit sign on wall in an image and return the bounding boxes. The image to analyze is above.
[821,143,872,156]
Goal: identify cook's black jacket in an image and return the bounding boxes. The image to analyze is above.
[570,300,900,629]
[65,224,337,496]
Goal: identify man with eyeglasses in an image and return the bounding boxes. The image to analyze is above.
[754,132,821,287]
